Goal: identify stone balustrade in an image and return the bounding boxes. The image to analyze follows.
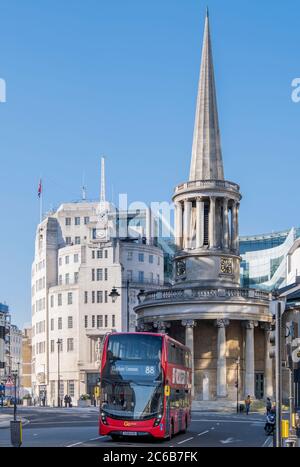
[174,179,240,194]
[138,286,270,304]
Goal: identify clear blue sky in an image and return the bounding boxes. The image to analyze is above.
[0,0,299,328]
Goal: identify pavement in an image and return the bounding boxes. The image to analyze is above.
[0,406,273,447]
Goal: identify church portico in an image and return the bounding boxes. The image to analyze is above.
[136,315,272,401]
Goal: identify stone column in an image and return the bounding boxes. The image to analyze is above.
[261,323,273,398]
[231,202,239,252]
[209,197,216,249]
[215,319,229,398]
[182,320,196,398]
[196,198,204,249]
[244,320,257,398]
[235,203,240,252]
[175,202,183,249]
[146,207,152,245]
[223,198,229,249]
[184,200,192,250]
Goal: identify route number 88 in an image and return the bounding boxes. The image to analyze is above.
[145,366,155,375]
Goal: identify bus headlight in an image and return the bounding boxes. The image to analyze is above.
[101,412,108,425]
[153,414,163,427]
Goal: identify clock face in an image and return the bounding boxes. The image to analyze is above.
[96,228,107,241]
[220,258,233,275]
[176,260,186,277]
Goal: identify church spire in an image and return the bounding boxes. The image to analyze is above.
[189,11,224,181]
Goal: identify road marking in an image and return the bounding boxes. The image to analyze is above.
[89,436,108,441]
[197,430,209,437]
[66,435,107,447]
[211,427,215,430]
[66,441,85,447]
[177,437,194,445]
[220,437,235,444]
[262,437,273,447]
[192,419,263,424]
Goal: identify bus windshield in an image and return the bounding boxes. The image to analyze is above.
[101,334,163,420]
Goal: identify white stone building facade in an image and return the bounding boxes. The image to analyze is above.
[31,201,164,405]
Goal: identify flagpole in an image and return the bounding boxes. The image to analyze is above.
[39,178,43,223]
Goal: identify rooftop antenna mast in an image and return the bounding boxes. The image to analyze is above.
[81,172,87,201]
[100,156,106,208]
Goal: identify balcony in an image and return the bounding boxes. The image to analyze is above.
[174,179,240,195]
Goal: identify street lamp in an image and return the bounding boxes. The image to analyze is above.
[11,369,18,421]
[109,281,130,332]
[56,339,62,407]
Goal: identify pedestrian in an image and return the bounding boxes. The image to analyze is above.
[64,394,68,408]
[244,395,252,415]
[68,395,72,408]
[266,397,272,414]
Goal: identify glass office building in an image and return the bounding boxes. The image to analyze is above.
[240,227,300,291]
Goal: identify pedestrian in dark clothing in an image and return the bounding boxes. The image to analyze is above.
[68,396,72,408]
[64,394,68,408]
[266,398,272,414]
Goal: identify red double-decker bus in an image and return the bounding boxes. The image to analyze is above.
[99,332,192,440]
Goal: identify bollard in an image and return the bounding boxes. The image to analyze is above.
[10,420,22,447]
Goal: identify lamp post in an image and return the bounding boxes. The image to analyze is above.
[235,357,240,414]
[56,339,62,407]
[109,280,130,332]
[12,369,17,421]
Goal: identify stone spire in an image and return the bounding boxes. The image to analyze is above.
[189,11,224,181]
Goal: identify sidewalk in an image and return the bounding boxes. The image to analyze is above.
[0,411,28,428]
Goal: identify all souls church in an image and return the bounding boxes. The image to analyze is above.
[135,12,274,402]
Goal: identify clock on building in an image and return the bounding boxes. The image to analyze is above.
[220,257,233,275]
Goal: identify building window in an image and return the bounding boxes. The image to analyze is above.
[68,292,73,305]
[68,380,75,397]
[65,217,71,226]
[97,315,103,328]
[92,269,95,281]
[74,272,79,284]
[75,236,80,245]
[67,338,74,352]
[157,274,160,284]
[97,268,103,281]
[105,249,108,259]
[112,315,115,327]
[65,256,69,265]
[50,318,54,331]
[138,253,144,262]
[97,250,103,259]
[65,273,69,285]
[149,255,154,264]
[58,339,63,352]
[92,291,95,303]
[58,275,62,285]
[150,272,154,283]
[66,237,72,245]
[74,253,79,263]
[84,217,89,225]
[127,270,133,281]
[105,290,108,303]
[75,217,80,225]
[59,257,62,266]
[97,291,103,303]
[138,271,144,283]
[68,316,73,329]
[50,340,55,353]
[92,315,95,328]
[127,251,133,261]
[58,294,62,306]
[84,291,88,304]
[157,256,160,265]
[92,250,95,259]
[105,315,108,327]
[58,317,62,330]
[50,295,54,308]
[104,268,108,280]
[84,315,88,328]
